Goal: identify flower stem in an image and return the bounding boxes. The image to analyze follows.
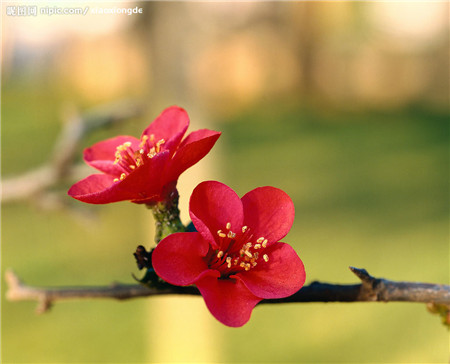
[136,190,187,287]
[148,191,187,243]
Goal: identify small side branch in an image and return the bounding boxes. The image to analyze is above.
[5,269,199,314]
[5,268,449,314]
[1,99,143,206]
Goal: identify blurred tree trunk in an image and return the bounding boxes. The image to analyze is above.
[289,2,320,97]
[134,4,220,362]
[136,2,201,112]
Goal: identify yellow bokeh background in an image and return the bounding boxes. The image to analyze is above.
[2,1,448,363]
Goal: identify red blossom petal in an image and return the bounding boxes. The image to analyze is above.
[84,136,140,175]
[189,181,244,249]
[117,151,171,203]
[68,151,170,204]
[152,232,210,286]
[67,174,136,204]
[164,129,221,182]
[195,273,262,327]
[69,107,221,205]
[241,186,295,244]
[237,242,306,299]
[142,106,189,153]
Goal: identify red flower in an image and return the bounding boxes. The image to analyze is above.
[68,106,221,204]
[152,181,306,327]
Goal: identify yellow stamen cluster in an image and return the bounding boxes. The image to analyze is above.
[147,139,165,159]
[210,221,270,275]
[111,134,165,182]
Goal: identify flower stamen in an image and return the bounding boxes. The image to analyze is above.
[227,231,236,239]
[155,139,165,153]
[217,230,226,238]
[209,224,271,277]
[113,136,166,181]
[139,135,149,148]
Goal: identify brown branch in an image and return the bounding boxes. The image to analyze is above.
[4,269,198,314]
[265,267,450,305]
[5,267,449,314]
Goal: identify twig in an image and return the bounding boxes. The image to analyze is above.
[1,99,144,205]
[4,269,198,314]
[265,267,450,304]
[5,267,449,314]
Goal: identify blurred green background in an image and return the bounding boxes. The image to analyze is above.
[2,1,448,363]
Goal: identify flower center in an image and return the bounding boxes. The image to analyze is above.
[113,134,165,182]
[207,222,270,277]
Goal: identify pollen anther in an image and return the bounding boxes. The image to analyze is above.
[263,254,269,262]
[217,230,226,238]
[147,148,156,158]
[155,139,165,153]
[256,237,265,243]
[227,231,236,239]
[226,222,231,230]
[139,135,148,148]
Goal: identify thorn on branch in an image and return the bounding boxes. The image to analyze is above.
[5,269,52,314]
[349,266,372,284]
[349,266,381,301]
[5,268,21,290]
